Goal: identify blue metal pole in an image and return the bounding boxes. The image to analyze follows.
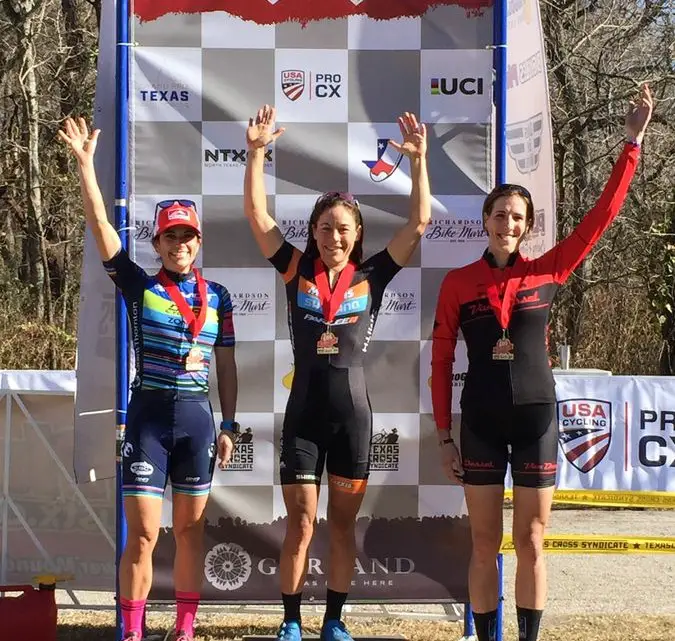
[494,0,508,186]
[464,602,475,638]
[496,554,505,641]
[493,0,508,639]
[115,0,130,638]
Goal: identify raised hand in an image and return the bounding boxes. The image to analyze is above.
[388,112,427,160]
[625,83,653,145]
[58,117,100,165]
[246,104,285,150]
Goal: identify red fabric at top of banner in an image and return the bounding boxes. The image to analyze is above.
[134,0,493,24]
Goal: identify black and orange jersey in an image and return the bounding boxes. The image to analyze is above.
[269,240,400,371]
[431,142,641,430]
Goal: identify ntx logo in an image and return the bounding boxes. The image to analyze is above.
[204,149,272,164]
[431,77,484,96]
[281,70,342,101]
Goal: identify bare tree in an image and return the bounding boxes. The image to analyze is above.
[0,0,98,368]
[542,0,675,374]
[0,0,672,372]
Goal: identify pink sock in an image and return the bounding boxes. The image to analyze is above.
[176,591,200,636]
[121,597,146,635]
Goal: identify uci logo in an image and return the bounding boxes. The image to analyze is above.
[431,77,484,96]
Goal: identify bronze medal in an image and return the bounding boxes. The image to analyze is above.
[317,330,339,355]
[185,345,205,371]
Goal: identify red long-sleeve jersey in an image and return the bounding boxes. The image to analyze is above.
[431,142,640,430]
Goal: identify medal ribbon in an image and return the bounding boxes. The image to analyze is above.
[479,256,524,331]
[157,267,208,342]
[314,259,356,323]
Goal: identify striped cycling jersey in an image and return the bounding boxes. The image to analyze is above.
[103,249,235,392]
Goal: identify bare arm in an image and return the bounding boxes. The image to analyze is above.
[214,346,238,422]
[386,113,431,266]
[58,118,120,261]
[215,345,238,468]
[533,84,653,283]
[244,105,286,259]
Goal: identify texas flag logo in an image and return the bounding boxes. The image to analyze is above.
[362,138,403,183]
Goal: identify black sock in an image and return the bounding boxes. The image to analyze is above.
[324,588,348,622]
[517,607,543,641]
[472,609,498,641]
[282,592,302,623]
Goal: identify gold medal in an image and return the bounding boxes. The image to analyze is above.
[492,331,515,361]
[185,345,205,371]
[317,330,339,355]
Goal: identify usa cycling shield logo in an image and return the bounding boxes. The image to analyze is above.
[281,70,305,101]
[557,398,612,473]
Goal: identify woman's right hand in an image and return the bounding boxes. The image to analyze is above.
[246,104,285,150]
[439,438,464,485]
[58,117,100,166]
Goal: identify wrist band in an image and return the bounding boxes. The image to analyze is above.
[627,137,641,147]
[220,419,234,430]
[440,436,454,445]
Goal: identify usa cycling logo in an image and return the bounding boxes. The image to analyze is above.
[362,138,402,183]
[204,542,252,591]
[281,70,305,101]
[370,429,400,471]
[506,113,543,174]
[281,70,342,100]
[557,399,612,472]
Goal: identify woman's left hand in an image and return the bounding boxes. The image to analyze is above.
[217,431,235,470]
[389,112,427,160]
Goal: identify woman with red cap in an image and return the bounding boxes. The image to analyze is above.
[60,117,239,641]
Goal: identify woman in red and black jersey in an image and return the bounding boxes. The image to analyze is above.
[431,85,653,641]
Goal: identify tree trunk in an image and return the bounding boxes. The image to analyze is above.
[545,6,591,355]
[17,10,53,324]
[658,208,675,375]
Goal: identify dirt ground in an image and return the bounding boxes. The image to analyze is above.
[55,508,675,640]
[57,611,675,641]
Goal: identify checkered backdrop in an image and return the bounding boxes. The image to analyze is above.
[73,0,556,601]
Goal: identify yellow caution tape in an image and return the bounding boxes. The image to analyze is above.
[501,534,675,554]
[503,489,675,509]
[33,574,74,585]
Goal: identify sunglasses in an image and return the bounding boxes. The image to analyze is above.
[153,199,198,227]
[315,191,360,208]
[155,199,197,213]
[493,183,532,201]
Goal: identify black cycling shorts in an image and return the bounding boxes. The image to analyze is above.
[280,366,372,493]
[122,389,216,499]
[459,402,557,488]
